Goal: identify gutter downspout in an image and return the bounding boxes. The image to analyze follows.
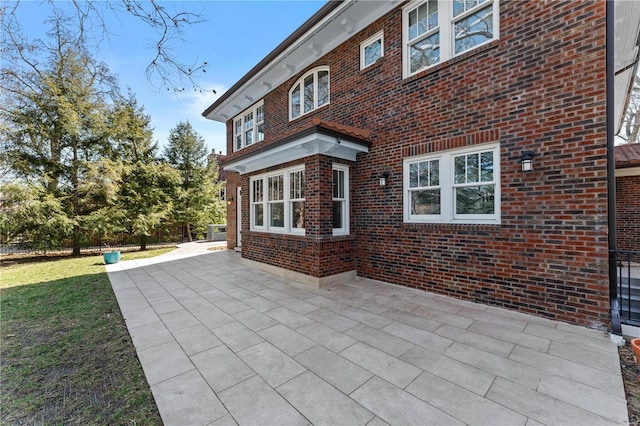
[607,0,622,335]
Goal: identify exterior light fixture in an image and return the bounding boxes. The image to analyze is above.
[521,151,535,172]
[227,197,234,206]
[380,171,390,186]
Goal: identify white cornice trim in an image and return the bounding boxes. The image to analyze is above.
[616,166,640,177]
[206,0,402,122]
[224,132,369,174]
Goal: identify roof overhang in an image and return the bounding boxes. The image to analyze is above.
[614,0,640,133]
[615,143,640,169]
[222,126,370,174]
[203,0,402,123]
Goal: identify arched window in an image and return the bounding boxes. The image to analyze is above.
[289,67,330,120]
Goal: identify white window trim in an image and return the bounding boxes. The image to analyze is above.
[233,101,264,152]
[360,30,384,69]
[403,142,500,224]
[250,165,306,235]
[402,0,500,78]
[251,179,265,230]
[332,164,350,236]
[289,66,330,121]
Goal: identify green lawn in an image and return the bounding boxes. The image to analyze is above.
[0,248,173,425]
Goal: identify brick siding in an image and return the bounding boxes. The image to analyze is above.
[616,174,640,255]
[230,155,357,277]
[225,172,240,249]
[224,0,609,327]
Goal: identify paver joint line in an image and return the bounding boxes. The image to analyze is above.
[106,247,629,426]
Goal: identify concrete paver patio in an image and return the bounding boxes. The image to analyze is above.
[106,248,628,425]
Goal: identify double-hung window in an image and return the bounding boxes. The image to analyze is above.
[289,67,330,120]
[332,164,349,235]
[233,101,264,151]
[404,143,500,224]
[403,0,499,77]
[250,166,306,234]
[290,170,305,230]
[251,179,264,228]
[408,158,441,218]
[268,175,285,229]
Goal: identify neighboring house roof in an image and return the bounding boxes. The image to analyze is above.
[207,150,228,181]
[615,143,640,168]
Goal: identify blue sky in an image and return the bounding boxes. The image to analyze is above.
[11,1,326,155]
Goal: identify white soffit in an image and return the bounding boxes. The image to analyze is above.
[223,132,369,174]
[615,0,640,133]
[207,0,401,122]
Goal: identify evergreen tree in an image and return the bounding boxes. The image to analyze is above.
[119,161,181,250]
[110,92,181,250]
[0,183,75,252]
[110,91,157,162]
[0,17,120,255]
[163,121,215,242]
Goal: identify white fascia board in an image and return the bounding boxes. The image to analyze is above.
[616,166,640,177]
[223,132,368,174]
[207,0,401,122]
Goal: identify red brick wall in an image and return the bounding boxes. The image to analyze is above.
[222,1,609,327]
[242,232,356,278]
[230,155,357,277]
[616,174,640,255]
[225,172,240,249]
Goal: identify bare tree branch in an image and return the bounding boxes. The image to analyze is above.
[621,73,640,144]
[1,0,214,93]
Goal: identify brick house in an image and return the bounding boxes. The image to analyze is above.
[204,0,640,328]
[207,149,228,201]
[616,143,640,256]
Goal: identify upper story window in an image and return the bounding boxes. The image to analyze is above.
[403,143,500,224]
[289,67,330,120]
[403,0,499,77]
[234,101,264,152]
[361,31,384,69]
[250,166,306,235]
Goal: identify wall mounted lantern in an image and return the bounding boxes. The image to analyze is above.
[227,197,234,206]
[379,171,390,187]
[521,151,535,172]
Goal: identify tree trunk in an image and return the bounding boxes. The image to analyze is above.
[140,234,148,251]
[72,225,81,256]
[71,144,81,256]
[629,108,640,144]
[186,223,193,242]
